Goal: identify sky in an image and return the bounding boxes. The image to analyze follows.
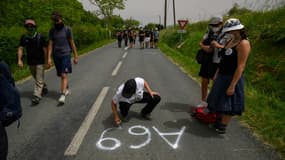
[79,0,283,26]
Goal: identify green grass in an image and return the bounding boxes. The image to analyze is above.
[158,6,285,159]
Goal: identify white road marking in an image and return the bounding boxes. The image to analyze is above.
[112,61,122,76]
[96,128,122,151]
[152,126,186,149]
[124,46,129,50]
[64,87,110,156]
[128,125,151,149]
[122,52,128,59]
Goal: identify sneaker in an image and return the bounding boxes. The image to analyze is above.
[58,94,66,105]
[214,122,227,134]
[65,89,70,96]
[197,101,208,108]
[31,96,41,105]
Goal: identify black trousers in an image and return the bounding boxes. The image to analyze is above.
[118,40,122,48]
[0,122,8,160]
[119,92,161,117]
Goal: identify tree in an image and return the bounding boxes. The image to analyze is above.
[89,0,126,18]
[124,18,140,29]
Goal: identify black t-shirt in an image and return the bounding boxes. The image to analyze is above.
[19,33,47,65]
[219,47,238,75]
[139,30,145,38]
[145,31,151,37]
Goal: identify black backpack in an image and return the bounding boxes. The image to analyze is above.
[0,64,22,127]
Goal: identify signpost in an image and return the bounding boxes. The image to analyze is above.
[177,20,188,43]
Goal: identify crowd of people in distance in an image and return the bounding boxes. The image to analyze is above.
[116,27,159,49]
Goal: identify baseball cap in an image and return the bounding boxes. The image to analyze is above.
[122,79,136,98]
[24,19,36,26]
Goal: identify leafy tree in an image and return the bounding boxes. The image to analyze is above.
[106,15,125,29]
[89,0,126,18]
[124,18,140,29]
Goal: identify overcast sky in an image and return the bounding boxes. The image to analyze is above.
[80,0,282,26]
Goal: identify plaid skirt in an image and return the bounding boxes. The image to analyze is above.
[207,74,245,115]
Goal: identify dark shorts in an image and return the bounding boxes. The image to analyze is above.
[154,39,159,43]
[53,54,72,77]
[207,74,245,115]
[199,60,218,79]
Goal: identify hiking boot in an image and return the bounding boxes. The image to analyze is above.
[31,96,41,105]
[58,94,66,105]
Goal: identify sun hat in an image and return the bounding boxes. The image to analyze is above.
[222,18,244,33]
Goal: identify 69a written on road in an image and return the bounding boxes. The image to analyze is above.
[96,125,186,151]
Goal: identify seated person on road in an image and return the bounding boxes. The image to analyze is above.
[111,77,161,126]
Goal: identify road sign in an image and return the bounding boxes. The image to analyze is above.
[178,20,188,30]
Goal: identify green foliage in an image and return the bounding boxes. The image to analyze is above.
[159,5,285,159]
[124,18,140,29]
[0,0,110,68]
[89,0,126,18]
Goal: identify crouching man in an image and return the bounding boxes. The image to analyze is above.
[112,77,161,126]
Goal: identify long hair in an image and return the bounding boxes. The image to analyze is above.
[240,28,248,40]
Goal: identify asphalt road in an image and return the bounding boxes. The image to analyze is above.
[6,42,281,160]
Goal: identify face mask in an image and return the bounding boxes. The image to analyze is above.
[26,27,37,38]
[54,23,64,30]
[211,26,221,33]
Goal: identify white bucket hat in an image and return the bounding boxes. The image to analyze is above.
[222,18,244,33]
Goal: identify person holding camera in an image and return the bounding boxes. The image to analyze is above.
[197,16,224,107]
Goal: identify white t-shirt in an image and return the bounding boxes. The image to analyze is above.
[112,77,145,104]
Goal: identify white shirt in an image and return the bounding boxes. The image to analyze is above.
[112,77,145,104]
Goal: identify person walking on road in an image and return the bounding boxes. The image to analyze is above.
[47,11,78,105]
[197,16,224,107]
[111,77,161,126]
[139,28,145,49]
[17,18,48,105]
[207,18,251,134]
[116,30,123,48]
[123,30,128,47]
[153,27,159,48]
